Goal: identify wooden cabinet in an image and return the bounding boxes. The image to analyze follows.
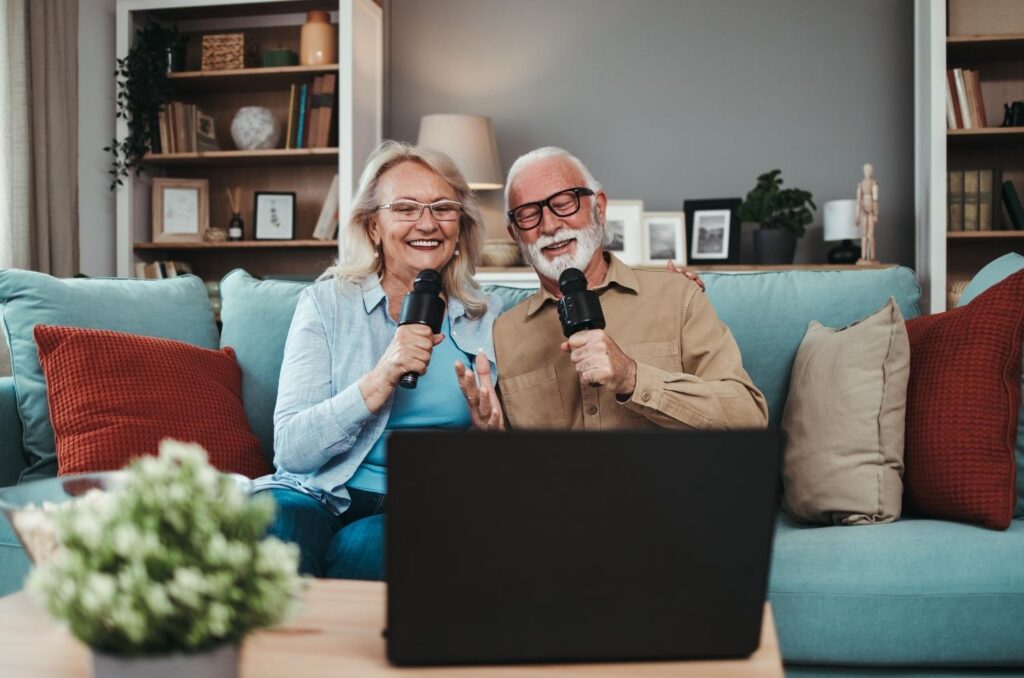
[916,0,1024,312]
[114,0,382,281]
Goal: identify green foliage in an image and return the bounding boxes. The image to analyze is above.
[104,22,182,190]
[28,441,302,656]
[737,169,817,239]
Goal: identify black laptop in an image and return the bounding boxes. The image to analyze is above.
[385,429,781,667]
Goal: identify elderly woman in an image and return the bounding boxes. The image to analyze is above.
[255,141,504,580]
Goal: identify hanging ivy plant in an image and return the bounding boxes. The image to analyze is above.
[105,22,183,190]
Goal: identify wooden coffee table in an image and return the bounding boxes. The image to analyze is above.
[0,579,783,676]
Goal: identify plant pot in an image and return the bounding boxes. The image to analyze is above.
[753,228,797,265]
[92,643,239,678]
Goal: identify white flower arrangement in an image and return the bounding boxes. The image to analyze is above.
[27,440,302,656]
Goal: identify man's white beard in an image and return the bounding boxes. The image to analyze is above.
[518,210,605,282]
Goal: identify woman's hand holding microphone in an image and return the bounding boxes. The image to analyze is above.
[358,324,443,413]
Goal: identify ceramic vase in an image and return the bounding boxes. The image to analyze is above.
[300,11,336,66]
[230,107,280,150]
[92,643,239,678]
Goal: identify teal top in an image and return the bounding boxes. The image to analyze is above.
[347,315,474,494]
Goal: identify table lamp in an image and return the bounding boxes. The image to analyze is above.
[416,114,503,190]
[823,199,862,264]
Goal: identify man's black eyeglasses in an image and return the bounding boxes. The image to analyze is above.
[507,187,595,231]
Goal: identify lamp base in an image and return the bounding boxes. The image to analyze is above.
[827,239,862,264]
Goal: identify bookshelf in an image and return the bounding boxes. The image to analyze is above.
[115,0,383,282]
[915,0,1024,312]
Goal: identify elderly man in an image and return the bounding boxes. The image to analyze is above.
[456,147,767,431]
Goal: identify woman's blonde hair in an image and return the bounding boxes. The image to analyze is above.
[322,140,487,318]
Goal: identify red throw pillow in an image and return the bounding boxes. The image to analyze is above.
[903,269,1024,529]
[34,325,271,478]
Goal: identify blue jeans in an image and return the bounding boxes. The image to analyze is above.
[259,487,385,580]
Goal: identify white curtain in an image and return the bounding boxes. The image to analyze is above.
[0,0,33,270]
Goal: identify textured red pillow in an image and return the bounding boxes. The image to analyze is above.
[903,269,1024,529]
[34,325,271,478]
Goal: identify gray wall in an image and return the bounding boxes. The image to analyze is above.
[387,0,915,266]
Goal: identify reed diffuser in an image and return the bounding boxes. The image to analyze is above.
[226,187,244,241]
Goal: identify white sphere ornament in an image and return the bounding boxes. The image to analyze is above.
[230,106,280,150]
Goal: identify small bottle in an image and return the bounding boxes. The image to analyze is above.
[228,212,244,241]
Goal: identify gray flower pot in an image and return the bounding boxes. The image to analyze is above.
[92,643,239,678]
[753,228,797,265]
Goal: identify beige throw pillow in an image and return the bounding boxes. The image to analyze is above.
[782,297,910,525]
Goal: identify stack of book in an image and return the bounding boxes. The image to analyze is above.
[946,68,988,129]
[155,102,219,154]
[947,169,1024,230]
[285,74,337,149]
[134,260,194,279]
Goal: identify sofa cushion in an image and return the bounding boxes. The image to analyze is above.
[769,513,1024,665]
[904,270,1024,530]
[0,377,25,487]
[957,253,1024,519]
[700,267,921,427]
[219,270,308,460]
[35,325,270,478]
[0,270,219,482]
[781,298,910,525]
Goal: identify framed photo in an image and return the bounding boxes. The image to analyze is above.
[151,178,209,242]
[254,192,296,240]
[683,198,742,264]
[642,211,686,265]
[604,199,644,266]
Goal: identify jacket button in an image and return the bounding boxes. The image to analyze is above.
[586,405,598,415]
[641,392,651,402]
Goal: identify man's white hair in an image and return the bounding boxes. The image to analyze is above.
[504,146,602,212]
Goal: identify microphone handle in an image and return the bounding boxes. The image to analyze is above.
[399,371,418,389]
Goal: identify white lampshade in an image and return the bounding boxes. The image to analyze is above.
[823,199,860,241]
[417,114,503,190]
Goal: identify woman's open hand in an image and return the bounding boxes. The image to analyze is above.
[455,352,504,431]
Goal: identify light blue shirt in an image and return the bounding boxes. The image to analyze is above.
[253,274,502,516]
[347,315,474,494]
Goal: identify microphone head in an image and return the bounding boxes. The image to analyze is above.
[558,268,587,294]
[412,269,443,295]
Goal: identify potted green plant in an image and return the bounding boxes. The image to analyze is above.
[738,169,817,265]
[25,440,302,678]
[105,22,185,190]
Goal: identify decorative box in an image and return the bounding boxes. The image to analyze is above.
[201,33,249,71]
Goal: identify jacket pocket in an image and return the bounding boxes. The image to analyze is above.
[623,340,680,373]
[499,364,566,429]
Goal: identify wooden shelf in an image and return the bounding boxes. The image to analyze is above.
[947,127,1024,137]
[948,33,1024,60]
[947,230,1024,239]
[168,65,340,93]
[135,240,337,250]
[143,148,338,167]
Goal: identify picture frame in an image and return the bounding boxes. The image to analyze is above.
[253,192,296,240]
[151,178,209,242]
[642,211,686,265]
[683,198,742,264]
[604,199,644,266]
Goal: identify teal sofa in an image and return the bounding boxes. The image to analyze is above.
[2,265,1023,677]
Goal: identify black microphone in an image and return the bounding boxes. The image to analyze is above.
[557,268,605,338]
[398,269,446,389]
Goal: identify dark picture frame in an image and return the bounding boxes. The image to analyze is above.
[253,191,297,240]
[683,198,742,264]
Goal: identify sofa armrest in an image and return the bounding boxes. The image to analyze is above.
[0,377,25,487]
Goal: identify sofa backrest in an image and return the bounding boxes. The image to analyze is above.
[219,267,921,452]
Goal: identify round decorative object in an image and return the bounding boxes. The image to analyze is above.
[204,227,228,242]
[230,106,280,150]
[300,11,337,66]
[481,240,522,267]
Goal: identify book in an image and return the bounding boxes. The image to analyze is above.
[157,110,170,155]
[1003,180,1024,230]
[945,73,958,129]
[954,68,972,129]
[966,69,988,128]
[307,76,323,149]
[285,84,296,150]
[313,174,340,240]
[963,170,979,230]
[947,170,964,231]
[978,169,994,230]
[946,70,963,128]
[295,83,309,149]
[317,74,337,148]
